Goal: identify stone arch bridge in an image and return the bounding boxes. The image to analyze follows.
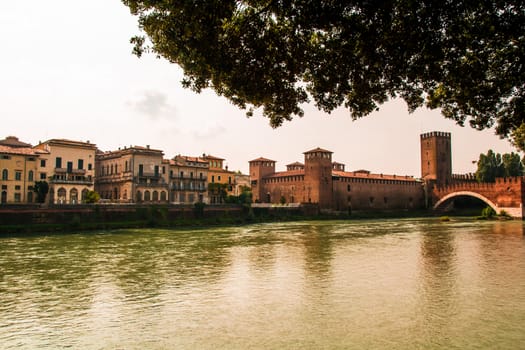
[432,177,525,218]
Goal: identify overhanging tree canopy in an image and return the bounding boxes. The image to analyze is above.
[123,0,525,139]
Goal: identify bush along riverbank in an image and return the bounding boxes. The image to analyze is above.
[0,203,322,235]
[0,203,469,236]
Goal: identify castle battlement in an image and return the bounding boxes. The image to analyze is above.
[420,131,451,139]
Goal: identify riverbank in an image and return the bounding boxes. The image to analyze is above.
[0,203,443,235]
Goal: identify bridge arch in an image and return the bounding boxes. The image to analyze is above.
[433,191,498,213]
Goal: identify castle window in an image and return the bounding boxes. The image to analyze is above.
[2,169,8,180]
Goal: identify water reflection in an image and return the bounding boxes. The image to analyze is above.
[1,219,524,349]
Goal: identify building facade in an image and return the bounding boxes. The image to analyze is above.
[0,137,38,204]
[96,145,169,203]
[201,154,237,203]
[250,146,426,211]
[33,139,97,204]
[167,155,209,204]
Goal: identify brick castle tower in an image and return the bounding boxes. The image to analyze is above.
[248,157,276,202]
[420,131,452,186]
[304,147,333,209]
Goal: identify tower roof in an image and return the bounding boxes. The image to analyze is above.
[0,136,32,148]
[304,147,332,154]
[249,157,275,163]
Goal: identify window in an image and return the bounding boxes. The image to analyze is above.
[2,155,10,160]
[200,172,203,179]
[67,161,73,173]
[2,169,7,180]
[212,175,215,183]
[180,171,184,178]
[55,157,62,168]
[347,185,351,191]
[88,163,92,171]
[40,159,46,167]
[15,171,22,181]
[15,185,21,190]
[125,161,128,172]
[162,166,165,174]
[218,175,221,181]
[154,165,159,176]
[138,164,143,176]
[78,159,84,170]
[28,171,34,181]
[14,193,21,202]
[190,172,193,179]
[40,173,47,180]
[228,176,231,184]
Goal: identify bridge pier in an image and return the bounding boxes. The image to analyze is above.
[496,206,523,219]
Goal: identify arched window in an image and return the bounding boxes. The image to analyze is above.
[152,191,158,201]
[57,188,67,204]
[160,191,167,201]
[144,190,151,201]
[123,189,127,200]
[2,169,8,180]
[70,188,78,204]
[136,190,142,202]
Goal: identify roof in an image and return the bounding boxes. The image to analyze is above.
[304,147,332,154]
[265,169,305,178]
[201,154,225,161]
[36,138,97,149]
[333,170,419,182]
[287,161,304,166]
[174,155,208,164]
[262,168,419,182]
[249,157,276,163]
[0,136,32,148]
[0,145,37,156]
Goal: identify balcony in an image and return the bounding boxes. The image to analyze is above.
[50,174,93,185]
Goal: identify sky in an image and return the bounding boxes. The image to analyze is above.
[1,1,517,176]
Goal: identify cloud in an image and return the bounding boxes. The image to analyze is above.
[128,90,177,120]
[192,124,226,139]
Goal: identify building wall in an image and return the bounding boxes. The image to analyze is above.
[420,131,452,185]
[304,149,333,209]
[261,175,305,204]
[0,152,38,204]
[333,177,425,211]
[96,147,168,203]
[34,140,96,204]
[168,157,208,204]
[249,159,276,202]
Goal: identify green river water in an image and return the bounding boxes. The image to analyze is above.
[0,218,524,349]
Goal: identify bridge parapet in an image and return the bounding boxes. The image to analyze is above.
[432,177,525,218]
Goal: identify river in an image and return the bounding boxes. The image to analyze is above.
[0,218,524,349]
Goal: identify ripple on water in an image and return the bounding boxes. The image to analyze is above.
[0,218,524,349]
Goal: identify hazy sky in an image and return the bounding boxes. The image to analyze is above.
[1,1,516,176]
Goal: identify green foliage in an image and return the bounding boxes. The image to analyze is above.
[194,202,206,217]
[481,206,496,219]
[84,190,100,204]
[33,181,49,203]
[123,0,525,140]
[224,186,253,205]
[208,183,228,202]
[476,150,523,182]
